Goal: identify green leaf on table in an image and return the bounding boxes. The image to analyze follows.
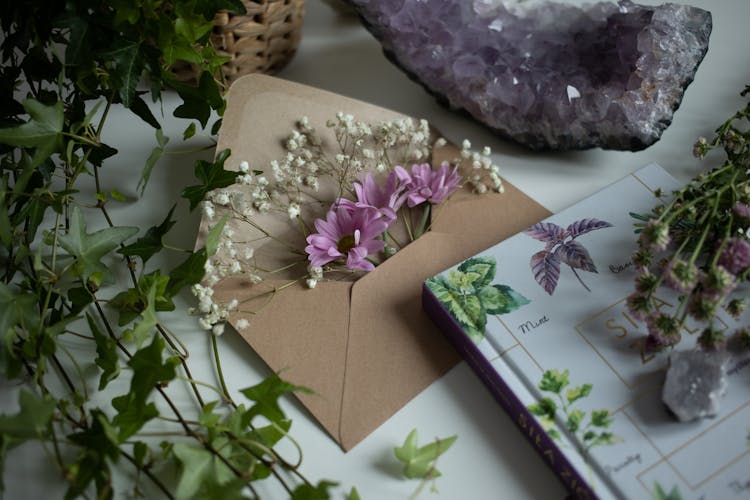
[87,313,120,390]
[57,206,138,281]
[181,149,236,210]
[206,214,228,257]
[457,256,496,288]
[119,205,176,263]
[565,383,593,405]
[240,374,312,425]
[138,128,169,194]
[394,429,457,480]
[477,284,530,315]
[538,369,569,394]
[0,99,63,167]
[172,443,235,500]
[290,480,339,500]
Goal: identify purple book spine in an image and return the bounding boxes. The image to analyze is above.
[422,283,599,500]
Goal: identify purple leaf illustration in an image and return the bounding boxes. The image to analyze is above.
[566,218,613,239]
[524,222,565,243]
[556,241,597,272]
[530,250,561,295]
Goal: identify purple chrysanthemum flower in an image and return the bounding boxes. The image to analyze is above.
[717,237,750,275]
[394,162,461,207]
[337,172,406,223]
[305,205,388,271]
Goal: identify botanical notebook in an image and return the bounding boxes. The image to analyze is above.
[423,164,750,499]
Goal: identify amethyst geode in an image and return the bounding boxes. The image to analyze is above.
[349,0,712,151]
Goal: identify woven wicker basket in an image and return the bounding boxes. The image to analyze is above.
[172,0,305,86]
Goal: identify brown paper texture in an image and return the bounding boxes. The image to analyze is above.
[202,74,551,450]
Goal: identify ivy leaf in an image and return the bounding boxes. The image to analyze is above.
[166,248,207,298]
[538,369,569,394]
[181,149,236,210]
[523,222,565,243]
[566,409,585,433]
[477,284,530,315]
[103,39,144,108]
[556,241,597,273]
[566,218,613,239]
[565,384,592,405]
[240,374,312,425]
[57,206,138,281]
[527,397,556,419]
[87,314,120,390]
[129,93,160,129]
[172,443,235,500]
[138,128,169,194]
[290,480,339,500]
[183,122,196,140]
[206,214,228,257]
[0,99,63,167]
[530,249,561,295]
[348,487,362,500]
[394,429,457,480]
[457,256,496,288]
[0,389,56,441]
[173,71,224,128]
[119,205,176,263]
[590,409,613,428]
[68,410,121,460]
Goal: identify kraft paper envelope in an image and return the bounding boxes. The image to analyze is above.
[202,74,551,451]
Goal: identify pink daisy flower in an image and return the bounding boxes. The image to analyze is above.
[305,205,388,272]
[394,162,461,207]
[335,171,407,222]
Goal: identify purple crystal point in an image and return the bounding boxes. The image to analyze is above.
[350,0,712,151]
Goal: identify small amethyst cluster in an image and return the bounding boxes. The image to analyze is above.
[348,0,712,151]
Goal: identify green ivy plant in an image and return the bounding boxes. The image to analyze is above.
[425,256,530,343]
[394,429,457,499]
[0,1,336,498]
[527,369,621,457]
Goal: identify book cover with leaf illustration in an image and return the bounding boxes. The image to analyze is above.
[423,164,750,500]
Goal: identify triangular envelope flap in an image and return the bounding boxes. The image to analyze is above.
[342,231,465,450]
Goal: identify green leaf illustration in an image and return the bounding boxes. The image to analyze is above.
[57,206,138,281]
[538,369,570,394]
[589,432,621,447]
[447,269,479,292]
[394,429,457,480]
[527,397,556,419]
[566,384,593,405]
[590,409,613,428]
[566,409,585,432]
[458,256,496,288]
[426,277,487,343]
[478,284,530,315]
[652,483,683,500]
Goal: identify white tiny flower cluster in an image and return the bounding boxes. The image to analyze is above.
[458,141,504,194]
[191,113,507,336]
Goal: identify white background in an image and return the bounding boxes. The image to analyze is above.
[2,0,750,498]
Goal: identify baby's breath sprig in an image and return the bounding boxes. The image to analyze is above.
[194,114,505,333]
[628,84,750,353]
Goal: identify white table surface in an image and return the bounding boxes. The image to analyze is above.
[3,0,750,498]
